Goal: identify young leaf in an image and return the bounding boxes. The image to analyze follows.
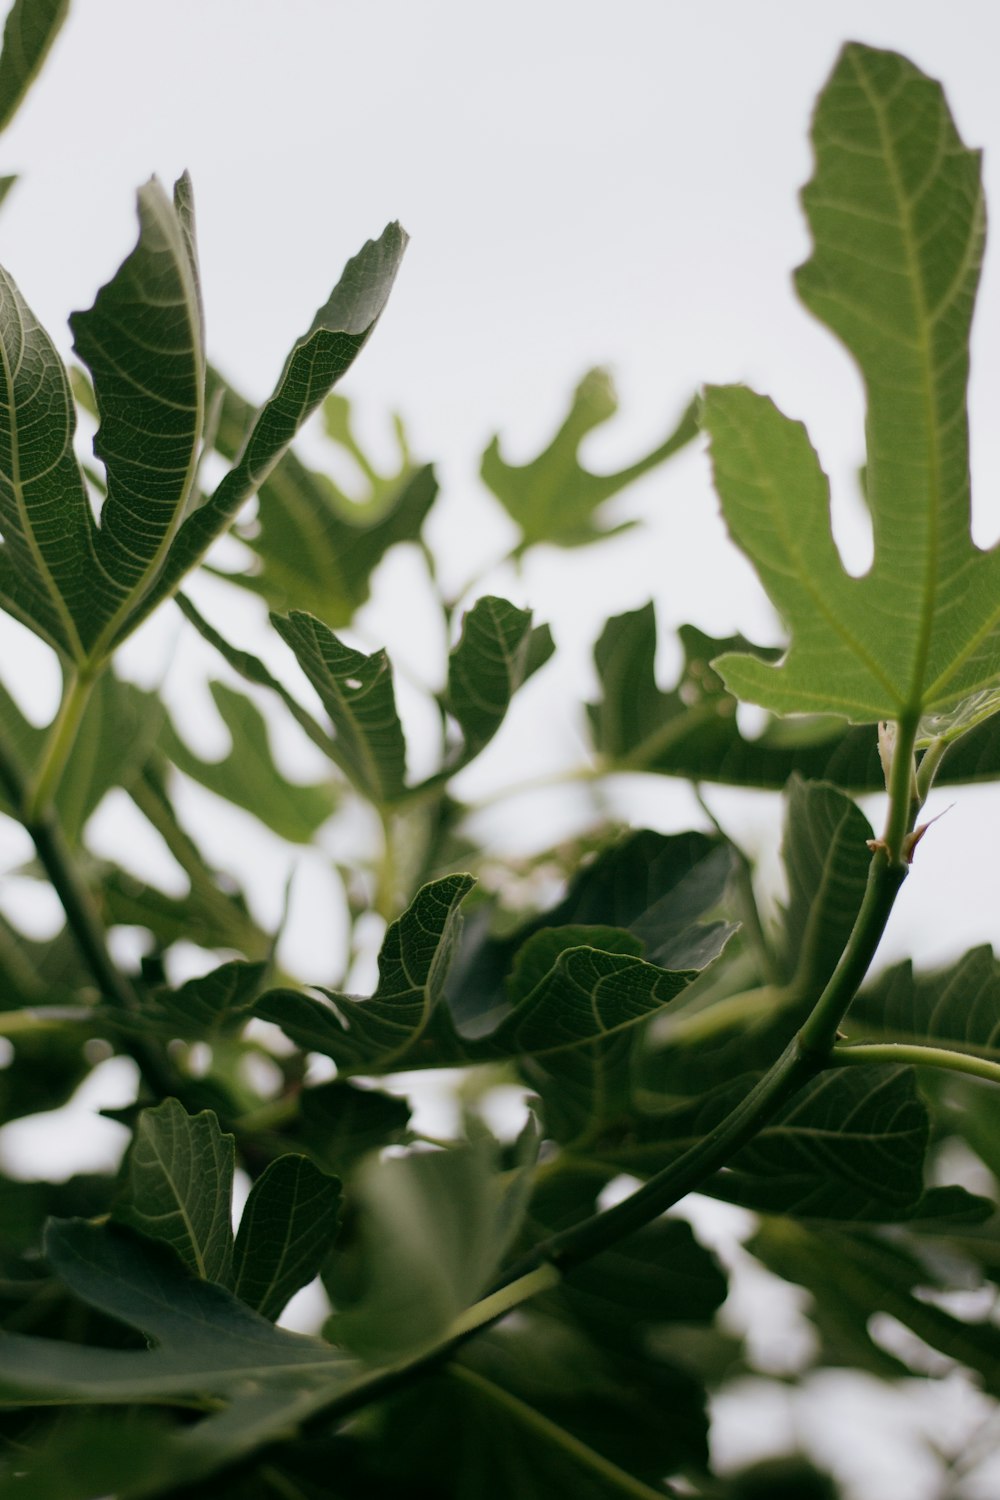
[70,175,205,658]
[705,45,1000,725]
[272,610,407,803]
[445,595,553,764]
[481,368,697,552]
[233,1154,341,1322]
[113,1098,235,1285]
[0,266,96,660]
[116,222,408,645]
[0,0,69,134]
[163,679,338,843]
[257,873,475,1073]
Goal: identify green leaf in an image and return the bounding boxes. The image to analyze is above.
[481,369,697,552]
[478,926,719,1061]
[257,874,474,1074]
[0,264,96,660]
[445,595,553,764]
[113,1098,235,1285]
[233,1155,341,1322]
[713,1066,931,1221]
[286,1080,411,1173]
[324,1132,536,1362]
[588,605,1000,788]
[271,610,407,803]
[163,679,338,843]
[777,777,874,993]
[207,373,437,626]
[151,958,267,1037]
[705,45,1000,725]
[0,0,69,134]
[750,1218,1000,1392]
[0,1411,179,1500]
[848,945,1000,1058]
[0,1220,360,1490]
[119,223,407,646]
[0,671,166,842]
[70,175,205,659]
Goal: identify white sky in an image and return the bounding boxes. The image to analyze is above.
[2,2,1000,971]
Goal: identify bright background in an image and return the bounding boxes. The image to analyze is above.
[2,4,1000,1496]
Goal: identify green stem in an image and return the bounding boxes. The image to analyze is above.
[915,733,949,805]
[882,712,920,864]
[23,671,95,820]
[833,1041,1000,1089]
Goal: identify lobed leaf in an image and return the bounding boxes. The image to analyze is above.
[258,874,474,1073]
[705,45,1000,725]
[847,944,1000,1058]
[481,368,697,552]
[163,678,337,843]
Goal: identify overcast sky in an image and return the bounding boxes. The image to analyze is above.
[3,1,1000,976]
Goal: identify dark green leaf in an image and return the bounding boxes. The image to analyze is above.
[0,1410,177,1500]
[120,223,407,645]
[290,1080,411,1172]
[113,1098,235,1284]
[163,679,338,843]
[481,369,697,551]
[848,945,1000,1058]
[0,1221,361,1490]
[272,610,407,802]
[777,778,873,992]
[0,265,96,660]
[0,0,69,134]
[70,176,205,659]
[152,958,267,1037]
[233,1154,341,1321]
[445,595,551,764]
[257,875,474,1074]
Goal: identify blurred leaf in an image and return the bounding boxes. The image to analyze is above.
[0,0,69,133]
[113,1098,235,1284]
[176,592,338,763]
[121,223,408,646]
[324,1130,536,1362]
[70,175,204,659]
[481,369,697,552]
[750,1217,1000,1391]
[589,605,1000,789]
[848,945,1000,1058]
[777,778,873,993]
[445,596,553,765]
[272,611,407,803]
[289,1080,411,1172]
[705,47,1000,725]
[0,671,165,843]
[163,679,337,843]
[0,1410,176,1500]
[233,1154,341,1321]
[207,372,436,626]
[148,958,267,1038]
[257,875,474,1074]
[0,263,96,659]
